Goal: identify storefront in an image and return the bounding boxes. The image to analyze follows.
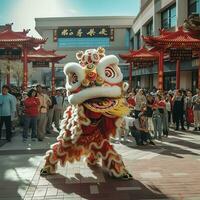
[132,59,198,91]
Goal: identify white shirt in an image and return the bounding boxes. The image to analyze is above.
[55,95,63,109]
[124,116,135,129]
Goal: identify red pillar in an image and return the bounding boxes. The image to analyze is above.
[6,61,10,86]
[6,74,10,86]
[158,50,164,90]
[176,60,180,89]
[23,48,28,90]
[52,62,55,96]
[129,62,132,90]
[198,57,200,89]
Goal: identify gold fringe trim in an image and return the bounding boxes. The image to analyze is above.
[84,98,129,117]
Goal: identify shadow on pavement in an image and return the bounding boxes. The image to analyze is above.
[0,154,41,200]
[45,166,169,200]
[126,131,200,159]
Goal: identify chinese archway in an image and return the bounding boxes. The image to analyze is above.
[0,24,46,89]
[119,46,159,89]
[143,26,200,90]
[23,47,66,95]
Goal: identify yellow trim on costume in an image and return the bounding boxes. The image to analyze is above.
[83,98,129,117]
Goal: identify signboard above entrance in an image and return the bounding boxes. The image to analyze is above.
[32,61,49,68]
[57,26,110,38]
[54,26,114,42]
[0,48,22,60]
[169,48,192,60]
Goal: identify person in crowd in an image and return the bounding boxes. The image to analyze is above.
[123,115,134,142]
[131,112,155,146]
[23,89,40,142]
[46,90,57,134]
[54,89,64,131]
[152,95,163,140]
[192,89,200,131]
[158,94,168,137]
[165,94,172,126]
[19,92,27,127]
[0,85,16,142]
[62,91,69,111]
[127,92,136,109]
[134,89,146,118]
[185,90,194,130]
[116,118,125,143]
[15,93,22,127]
[145,94,154,137]
[36,84,52,141]
[172,90,185,131]
[10,92,17,133]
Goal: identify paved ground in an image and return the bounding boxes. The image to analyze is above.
[0,128,200,200]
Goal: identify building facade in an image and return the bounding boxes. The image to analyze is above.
[35,0,200,91]
[35,16,134,87]
[131,0,200,91]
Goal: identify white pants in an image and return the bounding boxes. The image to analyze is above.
[193,110,200,128]
[148,117,154,133]
[116,128,129,142]
[46,108,54,132]
[54,108,63,129]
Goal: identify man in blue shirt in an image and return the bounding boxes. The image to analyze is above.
[0,85,16,142]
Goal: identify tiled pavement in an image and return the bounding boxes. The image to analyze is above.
[0,128,200,200]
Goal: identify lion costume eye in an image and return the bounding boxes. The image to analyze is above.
[96,55,123,84]
[68,73,78,84]
[64,62,84,91]
[105,64,118,78]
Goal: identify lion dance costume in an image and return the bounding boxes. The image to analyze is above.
[40,48,132,179]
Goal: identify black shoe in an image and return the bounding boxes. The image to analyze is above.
[149,141,156,145]
[182,128,186,131]
[199,127,200,131]
[193,128,198,131]
[175,128,179,131]
[46,130,52,134]
[120,169,133,180]
[40,168,51,176]
[38,139,43,141]
[23,138,27,142]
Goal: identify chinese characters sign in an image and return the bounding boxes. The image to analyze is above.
[32,61,49,68]
[170,48,192,60]
[133,60,154,68]
[54,26,114,41]
[0,48,21,60]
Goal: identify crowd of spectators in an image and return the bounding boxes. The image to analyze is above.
[117,88,200,146]
[0,84,199,147]
[0,84,68,142]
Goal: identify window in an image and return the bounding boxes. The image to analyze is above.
[136,31,141,50]
[188,0,200,16]
[125,30,130,49]
[130,38,134,50]
[164,72,176,90]
[161,4,176,29]
[146,20,153,36]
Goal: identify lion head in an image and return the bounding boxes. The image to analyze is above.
[64,47,128,105]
